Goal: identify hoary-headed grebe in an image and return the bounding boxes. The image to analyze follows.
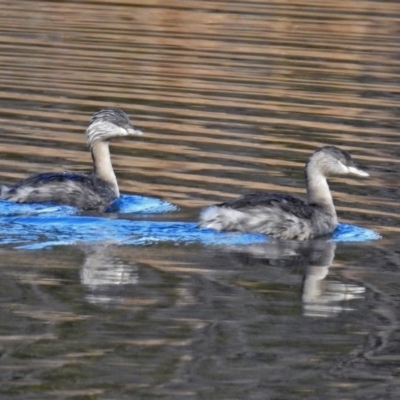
[0,108,143,211]
[199,146,368,240]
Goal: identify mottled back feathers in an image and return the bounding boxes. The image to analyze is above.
[1,172,117,211]
[218,193,314,220]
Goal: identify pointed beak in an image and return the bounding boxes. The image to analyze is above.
[348,166,369,177]
[126,127,143,136]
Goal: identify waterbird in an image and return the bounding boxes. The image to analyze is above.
[0,108,143,211]
[199,146,368,240]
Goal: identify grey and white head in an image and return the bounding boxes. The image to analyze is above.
[85,108,143,147]
[306,146,369,179]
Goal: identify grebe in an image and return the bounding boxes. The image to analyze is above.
[199,146,368,240]
[0,108,143,211]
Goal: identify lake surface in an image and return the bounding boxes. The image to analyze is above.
[0,0,400,399]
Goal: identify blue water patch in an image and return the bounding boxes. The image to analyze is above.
[1,217,266,250]
[0,211,381,250]
[109,194,177,214]
[0,194,176,217]
[331,223,381,242]
[0,200,77,217]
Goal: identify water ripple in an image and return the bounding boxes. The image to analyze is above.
[0,199,380,249]
[0,194,177,217]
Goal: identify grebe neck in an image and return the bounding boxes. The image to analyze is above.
[91,141,119,196]
[306,165,336,218]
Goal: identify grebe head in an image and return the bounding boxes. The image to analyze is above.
[306,146,369,179]
[86,108,143,147]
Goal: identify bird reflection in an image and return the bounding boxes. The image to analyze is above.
[78,239,366,316]
[300,241,365,317]
[80,244,138,306]
[226,240,365,318]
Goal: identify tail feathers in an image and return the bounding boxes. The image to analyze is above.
[0,185,10,199]
[199,206,246,231]
[199,206,222,230]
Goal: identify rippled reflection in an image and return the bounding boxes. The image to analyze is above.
[301,242,366,317]
[76,237,368,318]
[80,244,139,306]
[224,240,366,318]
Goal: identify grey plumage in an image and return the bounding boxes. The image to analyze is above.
[0,108,143,211]
[199,146,369,240]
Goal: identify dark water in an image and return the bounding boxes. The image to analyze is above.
[0,0,400,399]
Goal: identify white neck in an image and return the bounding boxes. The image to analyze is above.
[306,166,335,217]
[91,141,119,196]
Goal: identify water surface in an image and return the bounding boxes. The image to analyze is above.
[0,0,399,399]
